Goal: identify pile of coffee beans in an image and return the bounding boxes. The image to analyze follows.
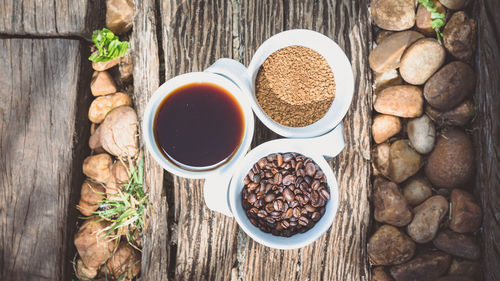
[241,152,330,237]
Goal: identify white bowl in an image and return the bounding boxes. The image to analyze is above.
[142,71,255,179]
[228,138,339,249]
[247,29,354,138]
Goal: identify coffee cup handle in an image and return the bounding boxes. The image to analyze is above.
[305,123,345,159]
[203,173,233,217]
[204,58,253,97]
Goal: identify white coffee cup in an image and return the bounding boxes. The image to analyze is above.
[142,63,255,179]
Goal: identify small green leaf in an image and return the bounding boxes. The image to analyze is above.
[88,28,129,62]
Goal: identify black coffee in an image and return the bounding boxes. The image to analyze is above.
[241,152,330,237]
[153,82,244,168]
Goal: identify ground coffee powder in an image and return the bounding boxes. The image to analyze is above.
[255,46,336,127]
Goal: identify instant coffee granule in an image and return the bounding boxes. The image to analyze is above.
[255,46,335,127]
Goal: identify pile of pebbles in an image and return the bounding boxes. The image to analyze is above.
[368,1,482,281]
[241,153,330,237]
[73,1,141,280]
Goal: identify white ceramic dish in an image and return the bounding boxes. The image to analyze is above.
[247,29,354,138]
[228,138,340,250]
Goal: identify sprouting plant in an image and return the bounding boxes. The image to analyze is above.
[89,28,130,62]
[419,0,446,43]
[90,156,149,249]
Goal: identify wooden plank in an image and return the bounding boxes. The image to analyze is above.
[159,1,239,280]
[474,0,500,280]
[129,0,170,280]
[0,38,81,281]
[237,1,372,280]
[0,0,105,36]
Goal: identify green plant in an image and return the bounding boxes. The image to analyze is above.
[89,28,130,62]
[90,156,149,248]
[419,0,446,43]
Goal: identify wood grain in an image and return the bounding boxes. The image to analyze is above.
[237,1,372,280]
[0,0,104,36]
[474,0,500,280]
[0,38,81,281]
[159,1,239,280]
[129,0,170,280]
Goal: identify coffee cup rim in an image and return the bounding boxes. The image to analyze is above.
[143,71,255,179]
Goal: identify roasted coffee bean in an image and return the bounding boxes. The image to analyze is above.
[283,153,293,162]
[311,180,320,190]
[266,154,276,162]
[271,211,281,218]
[319,188,330,200]
[258,199,265,208]
[305,162,316,177]
[311,190,319,203]
[298,216,309,226]
[274,173,283,185]
[296,195,305,205]
[247,182,258,190]
[242,152,330,237]
[295,161,303,172]
[281,220,290,229]
[258,157,267,168]
[311,198,322,208]
[305,204,316,212]
[266,217,276,224]
[251,165,258,175]
[283,174,296,185]
[265,193,275,202]
[277,153,283,167]
[283,188,295,202]
[257,210,267,218]
[295,176,303,187]
[265,203,274,213]
[311,211,321,221]
[293,207,302,218]
[298,169,306,177]
[283,208,293,219]
[304,176,312,185]
[283,203,289,212]
[248,193,257,204]
[253,174,261,183]
[274,200,284,211]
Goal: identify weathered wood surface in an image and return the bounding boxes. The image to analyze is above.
[0,0,104,36]
[153,0,372,280]
[129,0,170,280]
[0,38,83,281]
[160,1,239,280]
[474,0,500,280]
[238,1,372,280]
